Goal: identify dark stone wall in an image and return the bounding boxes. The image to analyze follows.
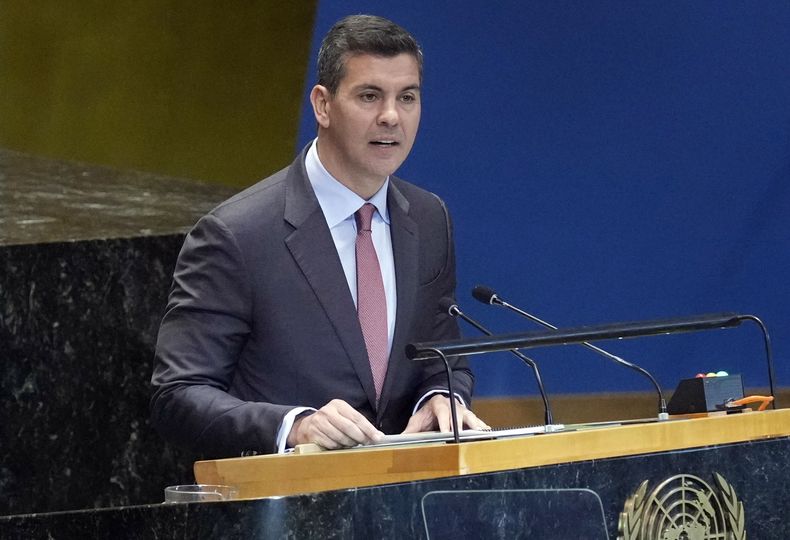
[1,437,788,539]
[0,236,196,515]
[0,149,234,515]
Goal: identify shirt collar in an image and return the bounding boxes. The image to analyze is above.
[306,139,390,228]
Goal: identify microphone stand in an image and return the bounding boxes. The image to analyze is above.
[407,312,746,423]
[474,286,669,420]
[737,315,777,409]
[419,348,461,444]
[444,300,555,425]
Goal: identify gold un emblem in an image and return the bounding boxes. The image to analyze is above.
[618,473,745,540]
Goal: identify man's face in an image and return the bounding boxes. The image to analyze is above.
[313,53,421,195]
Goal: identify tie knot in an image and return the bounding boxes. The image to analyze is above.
[355,203,376,232]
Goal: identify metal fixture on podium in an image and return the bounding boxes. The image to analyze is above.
[407,312,780,417]
[439,297,555,426]
[414,347,461,444]
[471,285,670,420]
[407,312,745,360]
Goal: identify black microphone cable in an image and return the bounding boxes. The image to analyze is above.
[439,297,556,426]
[472,285,669,421]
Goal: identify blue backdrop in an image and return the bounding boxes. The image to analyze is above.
[297,1,790,398]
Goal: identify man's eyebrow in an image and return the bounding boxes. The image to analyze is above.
[351,83,421,93]
[352,84,384,92]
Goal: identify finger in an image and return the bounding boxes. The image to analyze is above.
[300,413,357,449]
[314,401,383,446]
[326,400,384,443]
[401,408,429,434]
[438,402,478,433]
[435,401,454,433]
[328,415,380,445]
[462,409,490,430]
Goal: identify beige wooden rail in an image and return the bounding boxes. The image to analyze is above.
[194,408,790,500]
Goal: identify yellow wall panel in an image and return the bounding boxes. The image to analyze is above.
[0,2,317,186]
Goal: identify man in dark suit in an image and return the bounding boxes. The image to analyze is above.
[151,14,487,458]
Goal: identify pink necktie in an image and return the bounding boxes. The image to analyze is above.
[355,203,389,403]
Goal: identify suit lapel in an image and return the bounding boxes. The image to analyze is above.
[283,152,378,409]
[377,180,418,421]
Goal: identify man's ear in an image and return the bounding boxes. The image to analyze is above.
[310,85,331,128]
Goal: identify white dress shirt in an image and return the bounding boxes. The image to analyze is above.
[305,140,398,344]
[275,141,462,453]
[276,140,396,452]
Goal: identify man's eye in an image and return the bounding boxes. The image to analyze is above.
[400,94,416,103]
[360,93,377,102]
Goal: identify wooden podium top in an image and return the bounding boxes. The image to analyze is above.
[194,408,790,500]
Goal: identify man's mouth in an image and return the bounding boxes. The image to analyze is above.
[370,140,399,147]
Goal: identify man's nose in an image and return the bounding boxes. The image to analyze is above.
[377,99,399,126]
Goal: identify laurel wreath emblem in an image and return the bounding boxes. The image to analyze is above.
[618,473,746,540]
[715,472,746,540]
[618,480,648,540]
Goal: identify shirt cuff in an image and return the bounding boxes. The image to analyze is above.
[412,390,467,416]
[276,406,316,453]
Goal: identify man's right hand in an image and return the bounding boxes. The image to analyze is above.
[286,399,384,449]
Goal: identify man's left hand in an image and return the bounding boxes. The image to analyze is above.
[401,394,490,434]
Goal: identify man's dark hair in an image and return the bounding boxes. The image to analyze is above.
[317,15,423,95]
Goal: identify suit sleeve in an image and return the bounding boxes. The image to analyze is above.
[150,214,290,457]
[413,196,475,405]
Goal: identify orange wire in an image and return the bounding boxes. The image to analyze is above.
[731,395,774,411]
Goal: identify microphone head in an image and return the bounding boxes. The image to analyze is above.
[472,285,498,305]
[438,297,459,316]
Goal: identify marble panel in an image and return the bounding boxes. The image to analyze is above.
[0,437,786,539]
[1,148,235,515]
[0,147,234,246]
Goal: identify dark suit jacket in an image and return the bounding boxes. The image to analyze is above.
[150,146,473,458]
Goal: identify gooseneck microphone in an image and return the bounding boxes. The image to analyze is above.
[439,297,555,425]
[472,285,669,421]
[735,315,777,409]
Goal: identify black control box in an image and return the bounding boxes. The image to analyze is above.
[667,375,744,414]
